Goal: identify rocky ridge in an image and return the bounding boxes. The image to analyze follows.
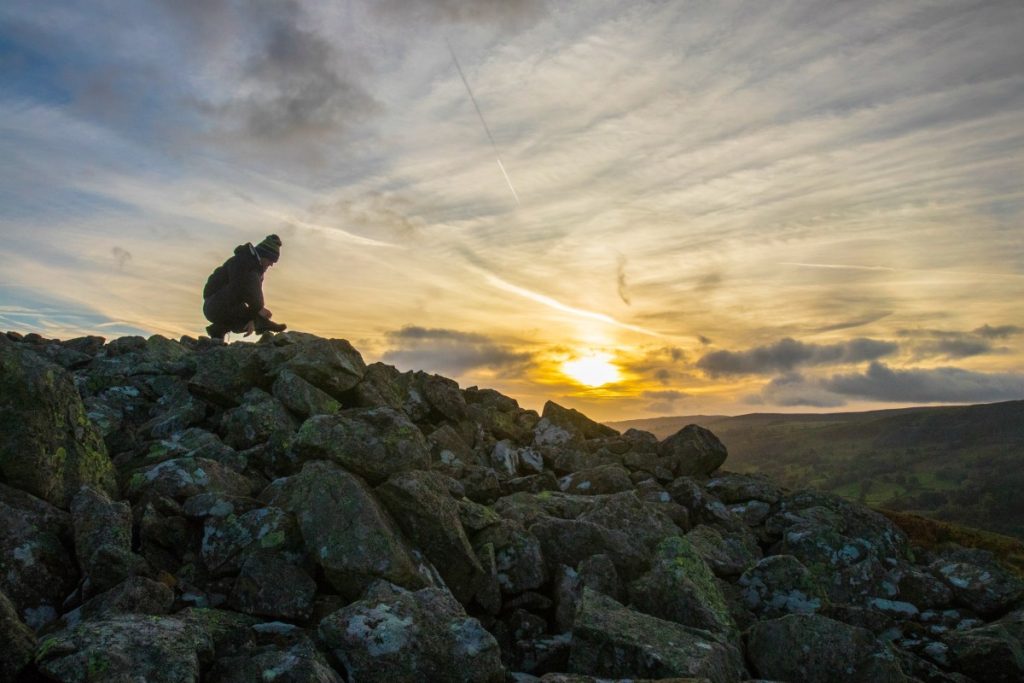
[2,329,1023,682]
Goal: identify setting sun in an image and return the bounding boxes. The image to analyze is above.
[561,353,622,388]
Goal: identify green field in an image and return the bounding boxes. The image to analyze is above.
[609,400,1024,540]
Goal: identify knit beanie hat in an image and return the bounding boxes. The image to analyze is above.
[255,234,282,262]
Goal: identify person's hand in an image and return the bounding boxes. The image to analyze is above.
[243,320,255,337]
[259,307,273,319]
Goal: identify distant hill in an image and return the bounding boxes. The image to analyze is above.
[609,400,1024,540]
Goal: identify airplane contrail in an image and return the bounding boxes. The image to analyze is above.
[446,39,521,205]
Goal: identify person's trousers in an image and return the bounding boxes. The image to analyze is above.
[203,291,258,333]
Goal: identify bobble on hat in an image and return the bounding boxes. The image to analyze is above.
[255,234,282,262]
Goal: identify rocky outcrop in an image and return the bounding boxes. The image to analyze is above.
[1,329,1021,682]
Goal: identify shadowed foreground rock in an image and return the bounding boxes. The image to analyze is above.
[0,329,1021,682]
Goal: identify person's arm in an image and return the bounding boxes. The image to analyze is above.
[226,254,265,314]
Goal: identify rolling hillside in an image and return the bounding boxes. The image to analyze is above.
[609,400,1024,539]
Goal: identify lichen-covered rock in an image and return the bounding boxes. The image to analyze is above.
[896,566,954,610]
[930,554,1024,618]
[578,491,683,558]
[127,456,255,502]
[318,582,504,683]
[0,336,117,508]
[738,555,827,619]
[939,621,1024,683]
[554,555,622,632]
[71,485,135,594]
[272,368,341,418]
[705,472,783,505]
[656,425,728,478]
[376,470,484,603]
[36,614,215,683]
[746,613,908,683]
[60,576,173,630]
[628,536,736,637]
[568,589,744,683]
[531,517,648,581]
[210,636,343,683]
[229,554,317,621]
[263,461,424,598]
[0,589,35,681]
[219,388,297,450]
[293,407,430,484]
[685,524,761,578]
[472,519,547,594]
[263,334,366,400]
[491,440,545,477]
[188,344,264,407]
[0,486,77,630]
[540,401,618,440]
[200,505,303,575]
[559,464,634,495]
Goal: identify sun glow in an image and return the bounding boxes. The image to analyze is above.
[561,352,622,387]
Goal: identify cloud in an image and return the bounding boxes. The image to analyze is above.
[824,362,1024,404]
[373,0,546,28]
[616,253,630,305]
[697,337,899,376]
[382,326,532,377]
[813,311,893,333]
[757,373,849,408]
[974,324,1023,339]
[642,390,688,401]
[111,247,132,270]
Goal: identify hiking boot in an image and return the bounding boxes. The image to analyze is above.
[206,323,228,340]
[253,319,287,334]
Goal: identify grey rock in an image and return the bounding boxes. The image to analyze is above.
[656,425,728,478]
[272,368,341,418]
[219,388,297,450]
[686,524,761,578]
[568,589,744,683]
[0,589,35,681]
[559,464,634,495]
[71,485,135,594]
[229,554,317,621]
[318,582,504,683]
[739,555,827,619]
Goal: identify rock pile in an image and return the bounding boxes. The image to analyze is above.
[2,330,1023,682]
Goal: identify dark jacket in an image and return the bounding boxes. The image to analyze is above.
[203,243,266,312]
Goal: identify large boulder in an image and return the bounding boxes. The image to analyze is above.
[472,519,547,595]
[210,636,343,683]
[272,368,341,418]
[559,465,634,495]
[188,344,264,407]
[0,589,35,682]
[70,485,136,594]
[942,622,1024,683]
[568,589,744,683]
[200,505,303,576]
[738,555,827,619]
[36,614,215,683]
[292,407,430,484]
[59,576,173,628]
[540,401,618,441]
[0,337,116,508]
[685,524,761,578]
[656,425,728,478]
[219,388,296,450]
[376,470,484,603]
[0,484,77,629]
[628,536,736,637]
[263,461,425,598]
[746,613,907,683]
[318,582,504,683]
[262,334,366,400]
[127,456,255,502]
[228,554,317,621]
[930,552,1024,618]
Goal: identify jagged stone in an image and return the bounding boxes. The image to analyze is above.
[71,485,135,594]
[293,407,430,484]
[0,337,117,508]
[127,456,255,502]
[219,388,297,450]
[738,555,827,619]
[60,576,173,628]
[541,401,618,440]
[559,464,634,495]
[532,517,648,581]
[491,439,545,477]
[272,367,341,418]
[578,491,683,557]
[896,565,954,610]
[629,536,736,637]
[36,614,215,683]
[263,461,424,598]
[705,472,783,505]
[746,613,907,683]
[930,552,1024,618]
[229,554,317,621]
[376,470,484,603]
[210,636,343,683]
[554,554,623,632]
[318,582,504,683]
[261,334,366,401]
[685,524,761,578]
[0,485,77,630]
[0,589,35,681]
[472,519,547,594]
[462,465,505,504]
[656,425,728,478]
[505,471,561,495]
[494,491,598,527]
[426,424,473,477]
[189,344,265,407]
[568,589,744,683]
[200,506,303,575]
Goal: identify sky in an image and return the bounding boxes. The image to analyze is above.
[2,0,1023,421]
